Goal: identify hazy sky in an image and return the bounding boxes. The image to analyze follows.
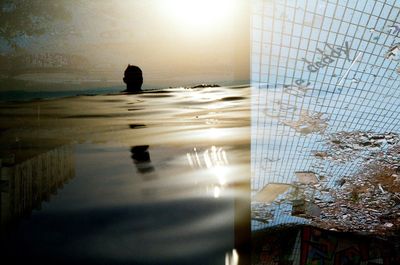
[0,0,249,90]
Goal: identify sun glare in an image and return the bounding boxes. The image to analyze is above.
[160,0,235,30]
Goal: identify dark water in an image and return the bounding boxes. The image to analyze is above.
[0,86,251,264]
[2,145,232,264]
[0,87,122,102]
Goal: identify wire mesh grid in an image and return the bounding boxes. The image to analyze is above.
[251,0,400,228]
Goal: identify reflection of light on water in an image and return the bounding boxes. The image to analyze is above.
[213,186,221,198]
[194,147,203,168]
[188,145,229,169]
[204,128,226,139]
[214,166,227,185]
[186,153,194,167]
[225,249,239,265]
[186,145,230,198]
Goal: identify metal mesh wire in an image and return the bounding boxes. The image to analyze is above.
[251,0,400,228]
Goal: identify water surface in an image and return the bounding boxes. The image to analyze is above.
[0,86,250,264]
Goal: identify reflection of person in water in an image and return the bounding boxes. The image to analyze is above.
[123,65,143,93]
[130,145,155,174]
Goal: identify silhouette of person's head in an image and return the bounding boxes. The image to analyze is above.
[123,65,143,92]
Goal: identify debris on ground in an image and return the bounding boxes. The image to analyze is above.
[314,131,399,162]
[253,131,400,236]
[252,202,274,223]
[309,143,400,235]
[281,110,328,134]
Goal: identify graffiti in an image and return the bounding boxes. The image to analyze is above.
[369,24,400,41]
[283,79,312,97]
[300,227,397,265]
[281,110,328,134]
[301,226,338,264]
[334,246,362,265]
[253,226,400,265]
[388,24,400,34]
[262,79,328,135]
[262,41,356,132]
[253,229,299,265]
[263,79,312,117]
[302,41,351,72]
[385,43,400,60]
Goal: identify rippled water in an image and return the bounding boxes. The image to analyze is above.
[0,86,250,264]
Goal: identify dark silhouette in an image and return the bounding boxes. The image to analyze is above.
[130,145,155,174]
[123,65,143,92]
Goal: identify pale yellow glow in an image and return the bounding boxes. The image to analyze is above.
[160,0,235,31]
[225,249,239,265]
[213,165,227,185]
[185,146,231,198]
[213,186,221,198]
[204,128,227,139]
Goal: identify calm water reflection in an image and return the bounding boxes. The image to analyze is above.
[0,86,250,264]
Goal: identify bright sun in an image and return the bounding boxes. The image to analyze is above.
[160,0,235,31]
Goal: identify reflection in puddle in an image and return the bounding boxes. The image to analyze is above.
[0,144,74,231]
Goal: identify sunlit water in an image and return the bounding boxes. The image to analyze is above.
[0,86,250,264]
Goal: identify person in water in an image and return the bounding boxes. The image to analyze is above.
[123,65,143,93]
